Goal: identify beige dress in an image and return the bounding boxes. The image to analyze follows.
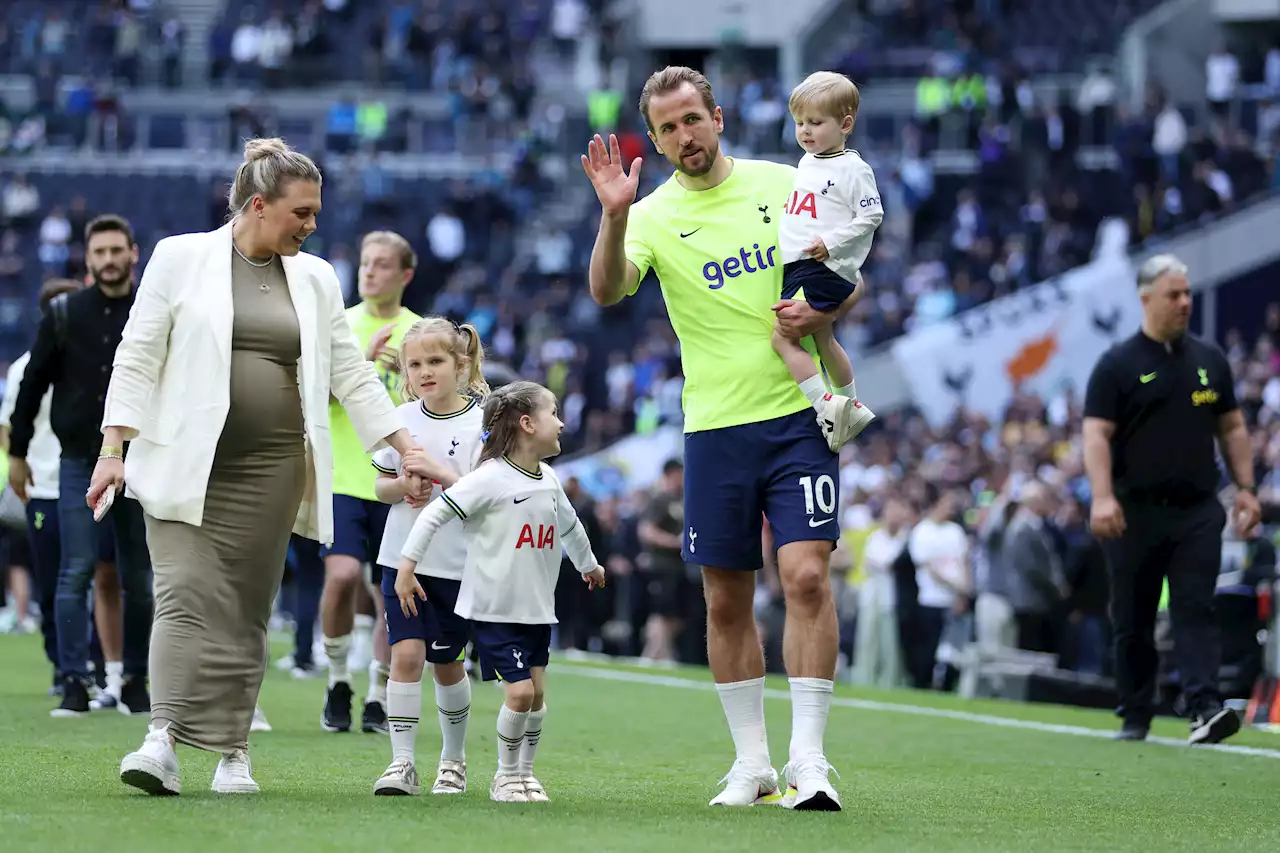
[146,250,307,753]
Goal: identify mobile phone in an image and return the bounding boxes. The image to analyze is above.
[93,484,118,523]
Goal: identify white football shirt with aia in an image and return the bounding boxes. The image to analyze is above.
[778,148,884,284]
[372,398,484,580]
[401,456,598,625]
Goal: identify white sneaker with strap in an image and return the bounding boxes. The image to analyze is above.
[709,758,783,807]
[120,724,181,796]
[431,759,466,795]
[522,775,550,803]
[817,394,875,452]
[374,757,421,796]
[490,773,529,803]
[781,755,841,811]
[212,749,260,794]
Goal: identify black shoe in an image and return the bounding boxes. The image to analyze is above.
[362,699,389,734]
[119,677,151,716]
[1114,721,1149,741]
[322,681,353,732]
[1189,707,1241,745]
[90,663,107,692]
[51,678,90,717]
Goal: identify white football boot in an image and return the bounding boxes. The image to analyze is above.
[709,758,783,807]
[782,755,842,811]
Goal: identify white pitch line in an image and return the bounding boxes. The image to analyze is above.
[560,665,1280,761]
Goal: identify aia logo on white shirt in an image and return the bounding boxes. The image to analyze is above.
[516,523,556,549]
[785,190,819,219]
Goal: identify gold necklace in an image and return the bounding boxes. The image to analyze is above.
[233,242,276,293]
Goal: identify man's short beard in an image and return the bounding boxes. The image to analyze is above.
[92,263,133,290]
[674,139,719,178]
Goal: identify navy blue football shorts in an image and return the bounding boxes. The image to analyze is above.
[782,259,857,313]
[681,408,840,571]
[381,572,471,664]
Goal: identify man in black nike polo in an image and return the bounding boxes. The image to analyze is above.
[1083,254,1261,745]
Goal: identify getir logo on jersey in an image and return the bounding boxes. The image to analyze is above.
[516,523,555,549]
[702,242,778,290]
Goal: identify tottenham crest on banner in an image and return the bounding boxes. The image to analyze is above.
[890,258,1142,427]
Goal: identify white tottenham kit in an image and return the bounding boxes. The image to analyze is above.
[400,457,598,624]
[2,354,62,501]
[778,149,885,284]
[373,398,484,579]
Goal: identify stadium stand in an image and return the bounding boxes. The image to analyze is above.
[0,0,1276,710]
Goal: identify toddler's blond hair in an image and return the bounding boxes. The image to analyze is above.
[789,71,861,130]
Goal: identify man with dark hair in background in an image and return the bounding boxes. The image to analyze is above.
[7,215,154,718]
[638,459,687,662]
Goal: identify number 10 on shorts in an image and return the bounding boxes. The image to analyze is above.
[799,474,836,517]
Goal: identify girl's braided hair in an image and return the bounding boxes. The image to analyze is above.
[478,380,548,464]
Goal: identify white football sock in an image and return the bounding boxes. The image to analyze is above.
[367,658,390,705]
[105,661,124,698]
[518,704,545,775]
[435,677,471,762]
[788,677,834,761]
[386,679,421,763]
[496,704,529,776]
[324,634,351,685]
[834,381,857,400]
[799,375,828,409]
[715,677,770,764]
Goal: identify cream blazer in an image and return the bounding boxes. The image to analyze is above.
[101,222,400,545]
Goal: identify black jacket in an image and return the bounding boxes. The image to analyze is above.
[9,285,137,462]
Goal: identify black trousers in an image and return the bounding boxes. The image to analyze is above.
[1102,498,1226,723]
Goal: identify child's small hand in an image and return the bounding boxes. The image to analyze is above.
[402,473,432,508]
[804,237,829,262]
[403,448,448,483]
[582,566,606,590]
[395,564,427,617]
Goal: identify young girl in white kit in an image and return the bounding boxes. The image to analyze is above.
[368,317,487,797]
[394,380,605,803]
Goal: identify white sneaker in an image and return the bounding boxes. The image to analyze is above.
[373,757,421,796]
[817,394,875,452]
[708,758,783,806]
[781,755,842,811]
[90,686,120,712]
[250,705,272,733]
[431,759,466,794]
[490,773,530,803]
[120,724,181,796]
[522,775,550,803]
[211,749,260,794]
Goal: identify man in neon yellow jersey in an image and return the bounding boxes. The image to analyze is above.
[319,231,421,735]
[582,67,850,812]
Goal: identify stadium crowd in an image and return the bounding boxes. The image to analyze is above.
[0,0,1278,713]
[470,319,1279,692]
